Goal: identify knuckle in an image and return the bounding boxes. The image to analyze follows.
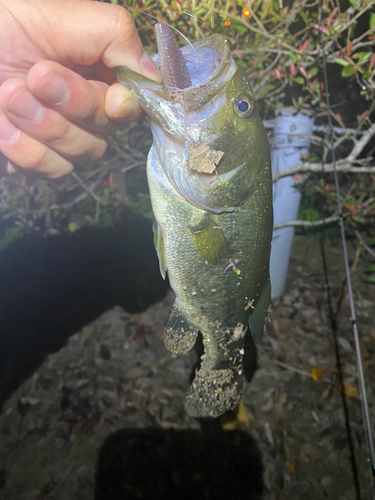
[67,134,108,163]
[84,137,108,162]
[47,161,73,179]
[111,6,137,41]
[83,94,103,124]
[42,118,72,147]
[112,5,134,25]
[24,145,50,171]
[37,114,108,163]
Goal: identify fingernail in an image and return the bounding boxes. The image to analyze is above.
[38,74,70,105]
[140,50,162,82]
[8,89,43,123]
[0,114,19,142]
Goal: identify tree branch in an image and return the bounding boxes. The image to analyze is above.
[274,213,340,229]
[71,171,105,206]
[355,230,375,259]
[347,122,375,163]
[272,161,375,181]
[270,122,375,181]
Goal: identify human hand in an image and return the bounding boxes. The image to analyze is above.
[0,0,161,178]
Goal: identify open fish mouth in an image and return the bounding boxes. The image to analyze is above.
[152,23,234,102]
[115,28,235,113]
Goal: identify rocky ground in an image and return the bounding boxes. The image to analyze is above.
[0,235,374,500]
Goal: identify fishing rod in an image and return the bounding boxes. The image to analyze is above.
[318,0,375,496]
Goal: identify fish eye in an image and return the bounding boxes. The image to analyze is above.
[234,95,254,118]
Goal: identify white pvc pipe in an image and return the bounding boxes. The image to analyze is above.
[270,107,315,299]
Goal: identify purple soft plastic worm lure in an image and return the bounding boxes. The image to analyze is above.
[155,23,192,90]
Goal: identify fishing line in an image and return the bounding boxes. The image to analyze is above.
[320,239,361,499]
[318,0,375,494]
[127,6,201,66]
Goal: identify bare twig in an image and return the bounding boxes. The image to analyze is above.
[272,359,333,383]
[347,122,375,163]
[272,359,312,377]
[355,230,375,259]
[272,161,375,181]
[274,214,340,230]
[335,0,375,35]
[71,171,105,205]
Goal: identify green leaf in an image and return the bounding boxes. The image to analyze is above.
[231,20,248,32]
[335,58,350,67]
[294,77,305,85]
[352,215,366,225]
[308,154,319,162]
[363,69,372,79]
[364,275,375,283]
[299,11,308,24]
[349,0,361,8]
[0,226,23,252]
[257,84,275,98]
[341,66,356,77]
[354,52,371,63]
[301,208,320,221]
[68,222,79,233]
[309,67,319,77]
[370,13,375,30]
[194,7,207,17]
[365,262,375,273]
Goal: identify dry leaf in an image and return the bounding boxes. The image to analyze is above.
[285,460,295,474]
[321,475,333,486]
[187,143,224,174]
[220,400,250,430]
[300,442,315,463]
[311,365,325,381]
[235,400,250,427]
[342,382,359,399]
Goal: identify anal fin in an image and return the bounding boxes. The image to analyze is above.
[164,300,198,355]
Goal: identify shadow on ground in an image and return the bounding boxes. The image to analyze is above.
[0,211,170,409]
[95,425,263,500]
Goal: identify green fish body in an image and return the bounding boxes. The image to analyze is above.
[116,35,273,418]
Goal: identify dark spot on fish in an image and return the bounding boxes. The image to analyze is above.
[200,306,214,317]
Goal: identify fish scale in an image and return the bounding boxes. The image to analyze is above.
[115,27,273,418]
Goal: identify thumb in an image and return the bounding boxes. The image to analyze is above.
[56,1,161,82]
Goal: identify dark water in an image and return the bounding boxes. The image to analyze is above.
[0,211,169,409]
[95,426,263,500]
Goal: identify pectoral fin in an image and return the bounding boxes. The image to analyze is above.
[248,280,272,343]
[189,214,228,264]
[153,219,167,279]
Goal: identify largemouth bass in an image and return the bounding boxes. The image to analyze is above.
[115,24,273,419]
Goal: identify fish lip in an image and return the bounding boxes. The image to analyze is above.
[115,35,233,112]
